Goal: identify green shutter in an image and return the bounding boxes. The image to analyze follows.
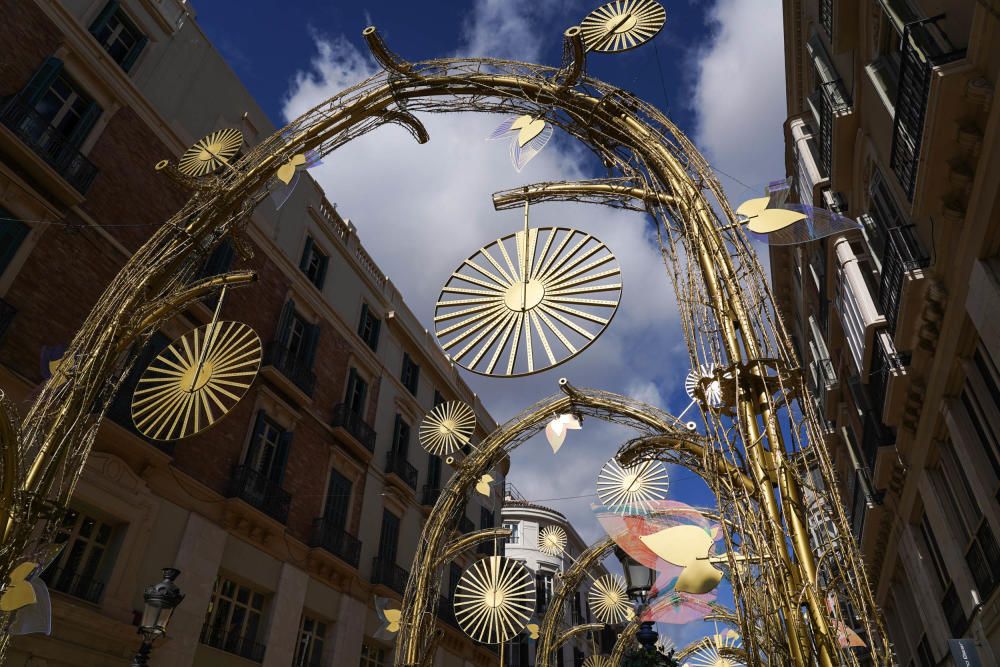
[316,253,329,289]
[302,321,320,369]
[273,430,292,485]
[358,303,368,337]
[66,100,101,148]
[299,236,314,272]
[88,1,121,37]
[120,34,147,73]
[324,469,352,528]
[244,410,267,466]
[21,57,63,106]
[275,300,295,346]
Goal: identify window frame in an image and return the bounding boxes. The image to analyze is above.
[358,303,381,352]
[89,1,148,72]
[401,352,420,395]
[293,612,328,667]
[299,236,329,290]
[204,575,267,649]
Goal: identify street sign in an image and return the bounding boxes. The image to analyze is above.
[949,639,983,667]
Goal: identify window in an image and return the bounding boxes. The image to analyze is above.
[274,300,319,393]
[535,573,553,611]
[503,522,520,544]
[199,238,235,279]
[41,507,116,603]
[480,506,495,530]
[358,303,381,351]
[293,614,327,667]
[401,352,420,395]
[433,390,445,407]
[360,641,386,667]
[23,60,101,147]
[377,510,400,564]
[203,576,266,659]
[89,1,148,72]
[324,469,352,530]
[345,369,368,417]
[299,236,329,289]
[0,215,30,277]
[427,453,442,490]
[107,332,172,436]
[391,415,411,460]
[245,411,292,484]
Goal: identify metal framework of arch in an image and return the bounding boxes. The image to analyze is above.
[0,23,891,667]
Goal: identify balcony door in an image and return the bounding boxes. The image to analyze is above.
[245,411,291,487]
[390,415,410,460]
[345,368,367,418]
[323,469,351,531]
[377,509,400,566]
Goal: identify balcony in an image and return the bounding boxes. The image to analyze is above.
[41,566,104,604]
[330,403,376,455]
[869,331,909,425]
[835,239,886,375]
[890,17,966,200]
[0,298,15,341]
[310,518,361,568]
[262,341,316,398]
[877,225,930,333]
[384,451,417,491]
[421,484,441,507]
[372,557,409,596]
[227,465,291,524]
[199,624,267,663]
[0,96,98,195]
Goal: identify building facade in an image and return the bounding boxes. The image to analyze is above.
[778,0,1000,664]
[500,487,610,667]
[0,1,505,665]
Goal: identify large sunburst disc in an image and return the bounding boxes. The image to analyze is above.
[435,227,622,377]
[453,556,535,644]
[580,0,666,53]
[538,525,568,556]
[419,401,476,455]
[588,574,632,624]
[583,657,614,667]
[131,321,261,441]
[177,128,243,177]
[596,457,670,514]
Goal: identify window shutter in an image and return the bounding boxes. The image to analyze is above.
[88,1,121,36]
[273,430,293,485]
[317,253,329,289]
[275,299,295,346]
[66,100,102,148]
[21,57,63,106]
[324,469,352,528]
[120,34,148,73]
[244,410,267,466]
[302,321,320,368]
[299,236,314,272]
[427,454,441,488]
[411,363,420,394]
[357,303,368,337]
[371,315,381,350]
[345,368,358,407]
[378,510,400,562]
[391,414,402,455]
[0,218,30,275]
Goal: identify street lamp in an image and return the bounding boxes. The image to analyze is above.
[616,548,678,666]
[131,568,185,666]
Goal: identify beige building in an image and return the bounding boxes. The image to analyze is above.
[0,1,504,665]
[777,0,1000,664]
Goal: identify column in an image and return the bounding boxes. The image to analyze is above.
[331,593,367,666]
[261,563,309,667]
[155,513,227,666]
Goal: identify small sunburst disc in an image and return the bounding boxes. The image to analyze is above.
[580,0,666,53]
[435,227,622,377]
[454,556,535,644]
[419,401,476,455]
[131,321,261,441]
[588,574,633,624]
[583,657,614,667]
[177,128,243,177]
[538,525,568,556]
[596,457,670,514]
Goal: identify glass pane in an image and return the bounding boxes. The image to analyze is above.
[221,578,236,599]
[96,523,112,545]
[252,592,264,610]
[245,610,261,642]
[236,586,249,605]
[79,516,95,539]
[212,599,231,629]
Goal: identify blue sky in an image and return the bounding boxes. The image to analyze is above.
[193,0,786,650]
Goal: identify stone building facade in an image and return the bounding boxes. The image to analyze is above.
[777,0,1000,664]
[0,1,504,665]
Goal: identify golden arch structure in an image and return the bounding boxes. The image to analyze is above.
[0,24,892,667]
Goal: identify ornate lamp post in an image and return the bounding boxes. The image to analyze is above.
[130,568,185,666]
[616,548,677,667]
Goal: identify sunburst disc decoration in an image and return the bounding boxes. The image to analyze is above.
[596,457,670,514]
[419,401,476,455]
[131,321,262,440]
[453,556,535,644]
[580,0,667,53]
[176,128,243,177]
[435,227,621,377]
[538,525,568,556]
[582,656,614,667]
[588,574,633,624]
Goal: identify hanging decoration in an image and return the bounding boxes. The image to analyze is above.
[596,457,670,515]
[582,656,615,667]
[640,524,723,595]
[487,114,555,171]
[734,179,862,245]
[419,401,476,455]
[579,0,667,53]
[544,413,581,453]
[684,366,723,409]
[453,556,535,644]
[684,629,746,667]
[374,596,402,641]
[475,473,495,497]
[588,574,633,624]
[175,128,243,177]
[537,525,568,556]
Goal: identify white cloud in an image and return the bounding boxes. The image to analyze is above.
[282,0,693,543]
[691,0,786,203]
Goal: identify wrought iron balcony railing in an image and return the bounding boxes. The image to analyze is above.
[890,17,966,200]
[385,451,417,491]
[310,518,361,568]
[40,565,104,604]
[421,484,441,507]
[227,465,291,523]
[878,224,930,332]
[263,341,316,396]
[0,96,99,194]
[199,624,267,663]
[869,333,909,431]
[372,557,409,595]
[330,402,376,452]
[819,0,833,36]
